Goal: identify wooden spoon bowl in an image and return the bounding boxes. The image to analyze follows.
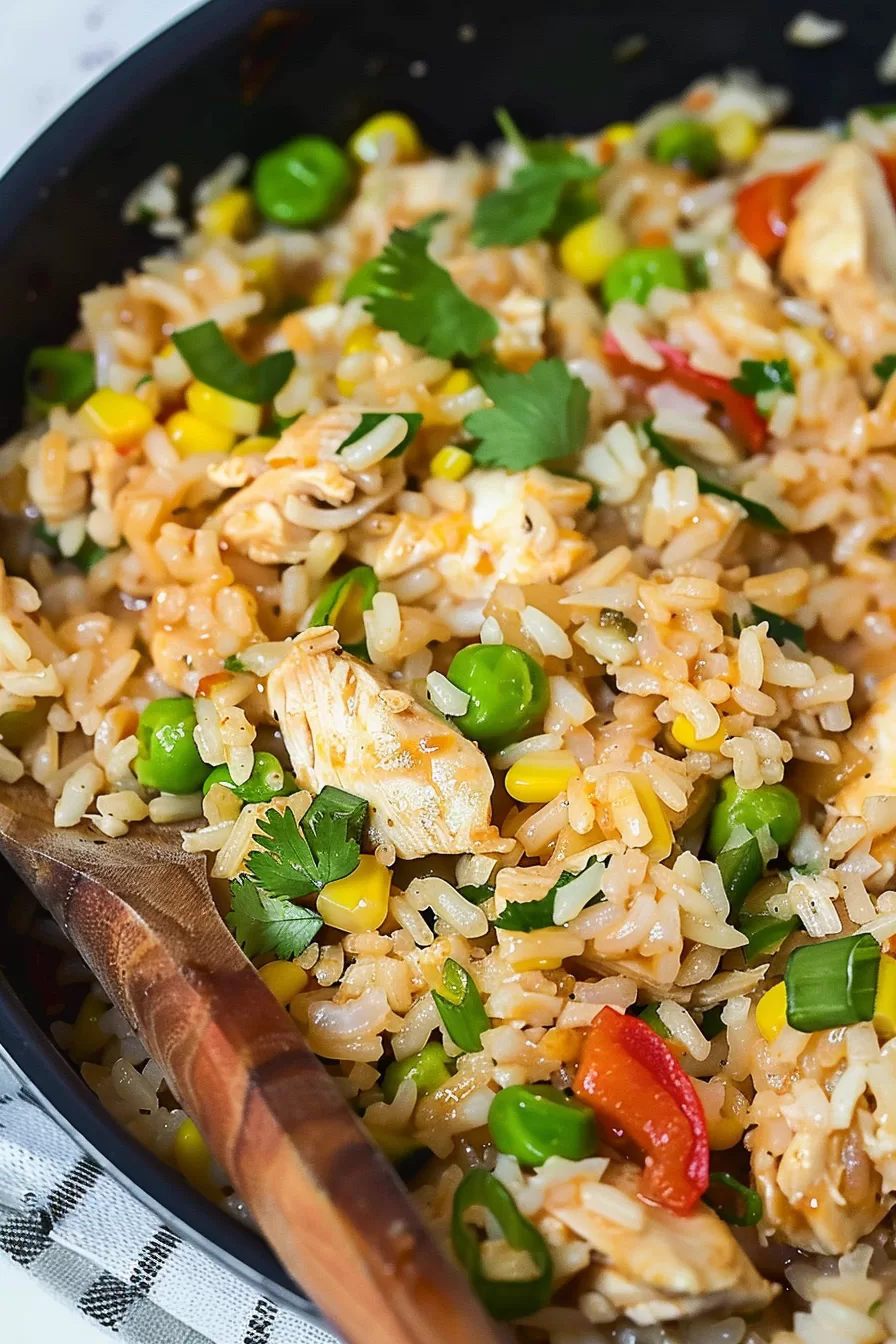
[0,777,505,1344]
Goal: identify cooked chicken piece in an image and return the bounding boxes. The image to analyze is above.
[352,467,594,604]
[835,669,896,816]
[208,408,405,565]
[781,143,896,378]
[267,631,500,859]
[747,1022,895,1255]
[548,1161,776,1325]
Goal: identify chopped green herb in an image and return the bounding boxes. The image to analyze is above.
[25,347,95,416]
[716,836,764,917]
[731,359,795,399]
[465,356,590,472]
[642,421,786,531]
[308,565,378,658]
[172,321,295,404]
[341,258,378,300]
[738,912,800,964]
[472,131,600,248]
[241,785,367,902]
[495,856,603,931]
[700,1005,726,1038]
[226,876,323,959]
[223,654,248,673]
[704,1173,762,1226]
[33,522,108,572]
[361,220,497,360]
[134,373,153,389]
[686,253,710,291]
[433,958,490,1053]
[336,410,422,459]
[861,104,896,122]
[873,353,896,383]
[749,604,807,651]
[637,1003,671,1038]
[459,883,496,906]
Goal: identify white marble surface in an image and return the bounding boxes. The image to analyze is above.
[1,2,204,1335]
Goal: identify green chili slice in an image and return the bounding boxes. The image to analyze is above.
[785,932,881,1033]
[25,347,95,415]
[738,913,800,965]
[488,1084,598,1166]
[172,321,295,404]
[451,1168,553,1320]
[308,565,379,658]
[642,421,786,531]
[703,1172,762,1226]
[716,836,764,918]
[432,958,490,1053]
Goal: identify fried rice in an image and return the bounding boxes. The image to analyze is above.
[10,67,896,1342]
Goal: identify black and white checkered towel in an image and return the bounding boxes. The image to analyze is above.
[0,1057,337,1344]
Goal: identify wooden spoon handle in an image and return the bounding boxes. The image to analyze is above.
[0,787,505,1344]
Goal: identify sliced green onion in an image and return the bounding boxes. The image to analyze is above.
[432,959,490,1053]
[700,1005,726,1038]
[785,933,881,1033]
[703,1172,762,1226]
[459,883,495,906]
[33,521,108,572]
[308,565,379,658]
[488,1084,598,1166]
[716,836,764,917]
[451,1168,553,1320]
[738,913,800,965]
[336,411,422,459]
[25,347,95,416]
[749,605,807,651]
[495,858,603,932]
[642,421,785,532]
[873,353,896,383]
[171,321,295,404]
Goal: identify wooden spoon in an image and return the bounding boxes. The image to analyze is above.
[0,777,506,1344]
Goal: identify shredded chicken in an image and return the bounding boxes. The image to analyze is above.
[835,669,896,816]
[548,1161,776,1325]
[781,142,896,378]
[747,1023,896,1255]
[267,631,500,859]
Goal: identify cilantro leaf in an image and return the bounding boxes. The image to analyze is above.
[464,356,590,471]
[731,359,795,408]
[243,785,368,900]
[337,411,422,459]
[874,353,896,383]
[223,654,247,673]
[226,875,323,959]
[473,157,599,248]
[495,857,603,931]
[361,222,497,360]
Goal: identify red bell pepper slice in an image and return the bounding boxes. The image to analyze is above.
[603,332,768,454]
[734,164,819,261]
[573,1007,709,1215]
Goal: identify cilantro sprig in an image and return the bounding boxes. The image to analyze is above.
[464,356,590,471]
[358,217,497,360]
[874,353,896,383]
[731,359,795,418]
[472,109,602,248]
[226,785,368,958]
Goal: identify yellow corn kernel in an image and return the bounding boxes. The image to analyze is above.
[505,750,582,804]
[714,112,760,164]
[756,981,788,1043]
[309,276,339,306]
[186,381,262,436]
[602,122,635,147]
[430,446,473,481]
[438,368,477,397]
[70,991,111,1062]
[349,112,423,166]
[628,774,673,861]
[874,954,896,1040]
[342,324,379,357]
[81,389,154,446]
[671,713,726,754]
[707,1112,746,1150]
[197,188,255,240]
[158,341,177,360]
[316,853,391,933]
[559,214,628,287]
[797,326,846,375]
[243,252,281,306]
[173,1117,221,1201]
[259,959,309,1007]
[166,410,235,457]
[231,434,277,457]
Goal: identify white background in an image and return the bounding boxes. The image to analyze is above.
[0,3,204,1337]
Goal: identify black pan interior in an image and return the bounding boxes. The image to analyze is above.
[0,0,891,1310]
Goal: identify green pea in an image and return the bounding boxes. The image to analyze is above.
[488,1084,598,1167]
[651,119,720,177]
[135,697,211,795]
[0,702,47,750]
[202,751,297,804]
[254,136,352,227]
[707,777,802,858]
[382,1043,452,1104]
[446,644,549,749]
[602,246,690,307]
